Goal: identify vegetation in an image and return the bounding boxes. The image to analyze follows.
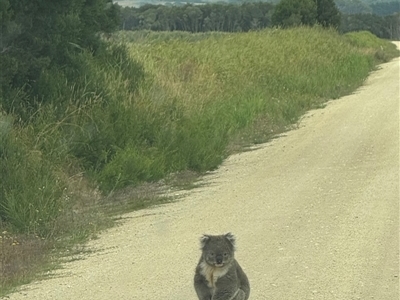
[336,0,400,15]
[270,0,341,28]
[317,0,342,27]
[119,2,275,32]
[118,1,399,39]
[1,0,399,296]
[116,0,399,14]
[0,0,120,118]
[271,0,318,27]
[340,12,400,39]
[370,1,400,15]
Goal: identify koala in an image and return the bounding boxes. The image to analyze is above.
[194,233,250,300]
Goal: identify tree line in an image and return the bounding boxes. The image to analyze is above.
[336,0,400,15]
[118,0,341,32]
[340,12,400,40]
[119,2,275,32]
[370,1,400,16]
[117,0,399,40]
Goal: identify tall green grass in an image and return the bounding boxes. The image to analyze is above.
[343,30,400,62]
[1,27,398,238]
[1,26,398,294]
[110,27,397,184]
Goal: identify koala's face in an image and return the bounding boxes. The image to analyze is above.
[200,233,236,268]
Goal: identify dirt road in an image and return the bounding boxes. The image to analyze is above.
[6,46,399,300]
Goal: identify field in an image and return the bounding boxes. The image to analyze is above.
[1,27,398,295]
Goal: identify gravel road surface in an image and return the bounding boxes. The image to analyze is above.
[5,44,399,300]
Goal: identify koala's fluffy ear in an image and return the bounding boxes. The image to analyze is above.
[199,235,210,249]
[225,232,236,248]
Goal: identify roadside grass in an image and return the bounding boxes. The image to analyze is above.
[1,27,398,296]
[125,27,398,149]
[343,30,400,62]
[0,230,53,295]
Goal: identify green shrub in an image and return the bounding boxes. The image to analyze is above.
[0,43,146,231]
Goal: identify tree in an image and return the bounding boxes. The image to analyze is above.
[226,5,242,32]
[0,0,119,116]
[272,0,317,27]
[371,2,400,16]
[184,6,203,32]
[316,0,341,28]
[340,12,400,40]
[272,0,341,28]
[335,0,372,15]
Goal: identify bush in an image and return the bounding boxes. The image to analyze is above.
[0,42,146,232]
[0,0,120,119]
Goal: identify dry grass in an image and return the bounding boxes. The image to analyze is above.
[0,229,52,294]
[0,171,176,296]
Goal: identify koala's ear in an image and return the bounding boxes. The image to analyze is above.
[199,235,210,249]
[225,232,236,248]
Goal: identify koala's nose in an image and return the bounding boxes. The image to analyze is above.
[216,255,223,264]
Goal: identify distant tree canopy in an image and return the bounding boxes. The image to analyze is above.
[336,0,400,15]
[370,1,400,16]
[335,0,373,15]
[0,0,119,114]
[317,0,341,27]
[271,0,341,28]
[117,1,399,40]
[340,12,400,40]
[119,2,274,32]
[271,0,317,27]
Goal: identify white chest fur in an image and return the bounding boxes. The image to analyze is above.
[199,261,230,288]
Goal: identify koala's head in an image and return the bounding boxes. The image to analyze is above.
[200,233,236,268]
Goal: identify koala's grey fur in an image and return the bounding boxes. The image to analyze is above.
[194,233,250,300]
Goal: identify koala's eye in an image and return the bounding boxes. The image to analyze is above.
[223,252,228,257]
[209,252,215,257]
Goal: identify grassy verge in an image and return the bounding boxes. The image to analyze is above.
[1,27,398,295]
[124,27,398,151]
